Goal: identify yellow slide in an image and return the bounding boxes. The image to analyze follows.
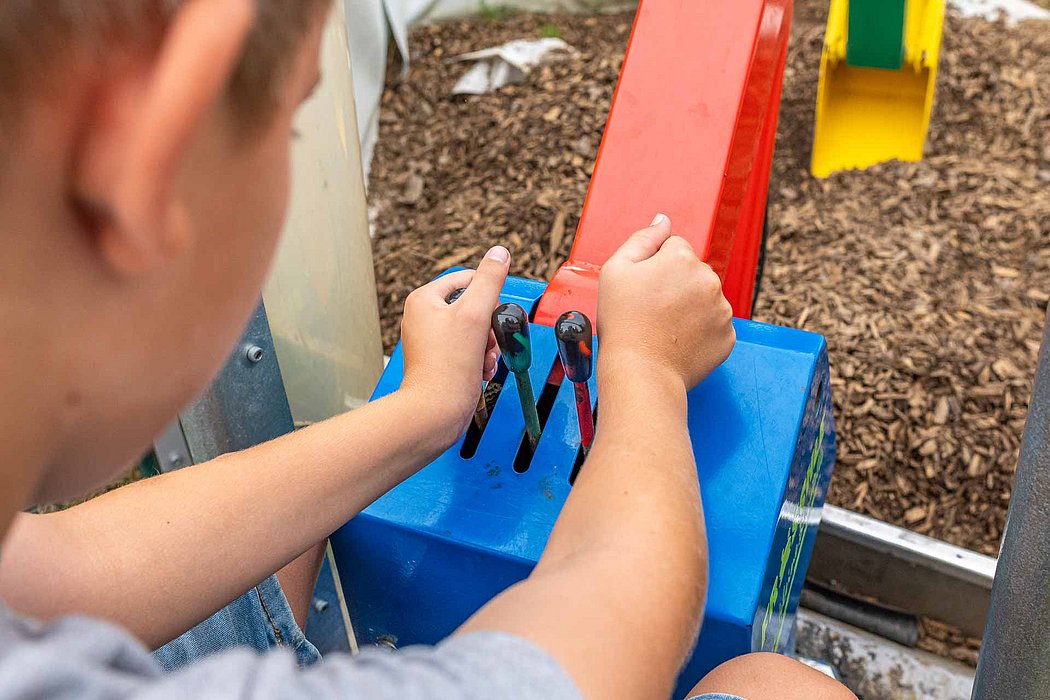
[811,0,945,178]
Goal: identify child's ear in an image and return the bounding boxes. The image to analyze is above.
[72,0,254,276]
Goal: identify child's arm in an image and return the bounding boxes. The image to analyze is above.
[0,248,512,650]
[458,216,736,700]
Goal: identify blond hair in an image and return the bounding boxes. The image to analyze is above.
[0,1,331,121]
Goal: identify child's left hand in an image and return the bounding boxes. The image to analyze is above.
[399,246,511,440]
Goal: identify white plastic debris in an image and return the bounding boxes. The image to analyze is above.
[949,0,1049,22]
[449,38,577,96]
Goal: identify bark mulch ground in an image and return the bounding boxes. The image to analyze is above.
[367,4,1049,562]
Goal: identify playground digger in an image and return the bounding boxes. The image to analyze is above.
[0,1,856,698]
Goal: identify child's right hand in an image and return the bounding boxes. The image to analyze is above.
[597,214,736,391]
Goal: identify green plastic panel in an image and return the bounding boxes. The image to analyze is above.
[846,0,906,70]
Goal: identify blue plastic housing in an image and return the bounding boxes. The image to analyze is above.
[330,275,835,695]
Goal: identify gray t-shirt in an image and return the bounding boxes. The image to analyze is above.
[0,603,581,699]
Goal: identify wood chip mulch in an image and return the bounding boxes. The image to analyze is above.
[919,616,982,667]
[366,2,1050,558]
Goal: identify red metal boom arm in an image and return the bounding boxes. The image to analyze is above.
[535,0,793,326]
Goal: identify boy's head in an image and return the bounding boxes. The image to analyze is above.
[0,0,330,504]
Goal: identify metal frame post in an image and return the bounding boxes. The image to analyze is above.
[151,301,354,654]
[178,303,294,462]
[972,307,1050,699]
[153,302,293,467]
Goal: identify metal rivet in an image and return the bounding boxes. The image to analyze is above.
[376,634,398,651]
[245,345,264,363]
[312,598,329,613]
[167,452,184,468]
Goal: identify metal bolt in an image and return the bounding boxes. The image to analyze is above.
[376,634,398,651]
[245,345,264,363]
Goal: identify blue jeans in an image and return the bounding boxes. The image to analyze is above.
[153,574,320,671]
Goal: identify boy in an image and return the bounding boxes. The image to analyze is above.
[0,1,856,698]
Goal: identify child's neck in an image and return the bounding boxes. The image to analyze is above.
[0,362,59,545]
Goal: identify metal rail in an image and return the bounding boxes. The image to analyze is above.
[809,504,996,638]
[972,307,1050,699]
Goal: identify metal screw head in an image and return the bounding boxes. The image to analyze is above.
[245,345,264,363]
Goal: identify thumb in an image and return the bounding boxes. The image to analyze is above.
[609,213,673,264]
[460,245,511,315]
